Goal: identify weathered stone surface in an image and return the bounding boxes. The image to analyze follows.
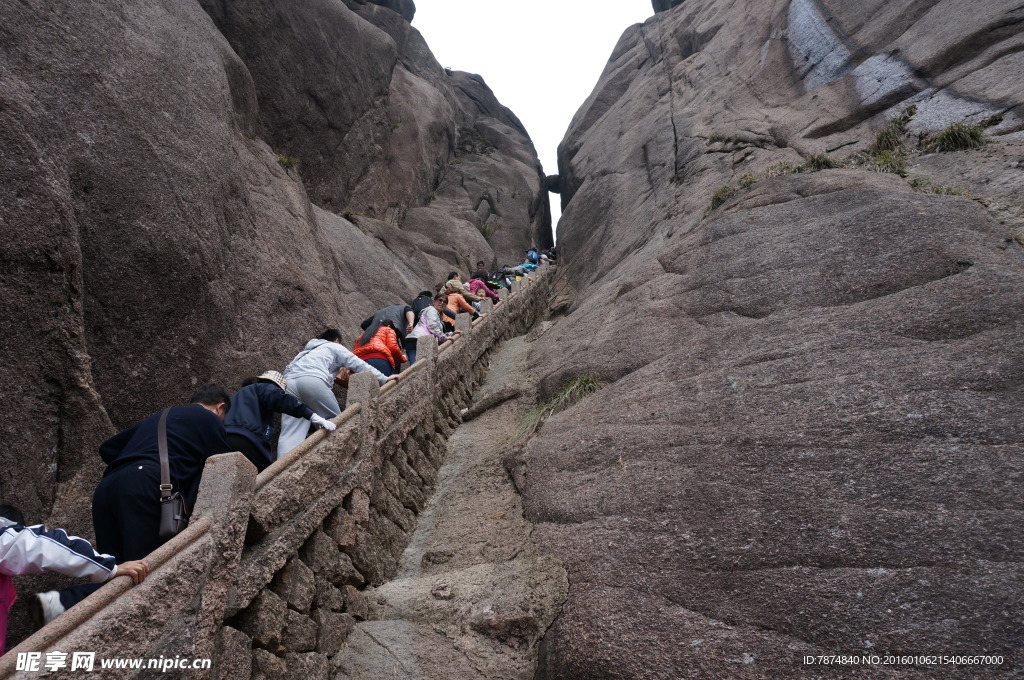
[351,509,410,585]
[0,0,549,616]
[237,589,288,649]
[313,575,347,613]
[251,648,286,679]
[346,488,372,526]
[346,0,416,22]
[282,610,318,653]
[313,610,355,656]
[214,626,252,680]
[527,1,1024,677]
[284,652,330,680]
[334,621,486,680]
[323,506,359,551]
[270,557,317,614]
[343,585,370,621]
[652,0,684,11]
[298,527,364,587]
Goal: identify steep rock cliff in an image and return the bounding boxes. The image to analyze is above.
[0,0,549,541]
[522,1,1024,677]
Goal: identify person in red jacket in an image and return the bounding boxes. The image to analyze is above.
[352,320,408,377]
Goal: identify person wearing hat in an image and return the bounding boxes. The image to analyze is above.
[224,371,337,472]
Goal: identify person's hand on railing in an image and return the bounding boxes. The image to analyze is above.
[385,374,401,384]
[310,414,337,431]
[115,560,150,584]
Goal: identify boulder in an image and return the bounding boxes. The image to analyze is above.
[0,0,550,632]
[652,0,685,11]
[529,0,1024,677]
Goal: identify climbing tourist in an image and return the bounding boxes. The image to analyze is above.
[446,290,479,318]
[408,294,462,357]
[224,371,337,473]
[358,304,415,346]
[38,384,233,621]
[525,247,539,264]
[352,319,407,377]
[465,276,499,302]
[441,272,484,304]
[469,260,492,285]
[1,505,149,652]
[277,330,396,457]
[408,291,456,363]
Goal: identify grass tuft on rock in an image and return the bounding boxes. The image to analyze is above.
[801,152,838,171]
[864,149,907,176]
[909,176,970,197]
[275,154,298,170]
[546,374,608,415]
[479,220,504,239]
[926,122,986,153]
[513,374,608,440]
[710,184,739,209]
[765,161,797,178]
[869,105,916,155]
[982,114,1003,128]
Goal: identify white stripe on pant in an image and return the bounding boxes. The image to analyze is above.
[277,375,340,457]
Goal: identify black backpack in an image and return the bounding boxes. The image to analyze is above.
[410,295,433,325]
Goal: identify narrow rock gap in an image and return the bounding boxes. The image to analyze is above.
[332,326,568,679]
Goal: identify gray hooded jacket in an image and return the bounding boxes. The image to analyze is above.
[283,339,388,386]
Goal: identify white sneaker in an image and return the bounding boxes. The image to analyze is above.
[31,591,65,628]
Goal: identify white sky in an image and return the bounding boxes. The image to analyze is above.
[412,0,654,232]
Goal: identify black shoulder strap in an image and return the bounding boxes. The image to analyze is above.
[158,408,173,500]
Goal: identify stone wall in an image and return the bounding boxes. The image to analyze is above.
[0,265,553,680]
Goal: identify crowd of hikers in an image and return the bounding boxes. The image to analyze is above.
[0,247,555,655]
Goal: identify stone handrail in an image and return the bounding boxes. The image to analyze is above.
[0,263,553,679]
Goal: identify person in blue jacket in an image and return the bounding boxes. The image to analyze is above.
[224,371,337,472]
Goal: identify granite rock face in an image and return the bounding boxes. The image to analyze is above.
[523,1,1024,678]
[652,0,686,12]
[0,0,548,536]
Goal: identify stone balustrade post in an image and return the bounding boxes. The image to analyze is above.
[497,287,508,301]
[346,370,380,409]
[190,453,257,670]
[456,313,473,335]
[416,334,438,369]
[480,299,493,314]
[345,371,380,465]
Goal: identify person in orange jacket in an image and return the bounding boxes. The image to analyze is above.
[352,320,408,376]
[446,292,479,318]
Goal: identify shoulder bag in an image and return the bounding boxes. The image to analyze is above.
[157,408,191,539]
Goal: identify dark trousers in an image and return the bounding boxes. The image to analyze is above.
[403,339,417,365]
[226,433,272,473]
[59,464,165,609]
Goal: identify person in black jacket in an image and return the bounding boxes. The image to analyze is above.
[48,384,232,616]
[224,371,336,472]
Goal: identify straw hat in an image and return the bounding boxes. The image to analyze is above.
[256,370,287,390]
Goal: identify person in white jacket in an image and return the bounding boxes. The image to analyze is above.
[407,294,463,361]
[277,329,399,457]
[1,507,149,653]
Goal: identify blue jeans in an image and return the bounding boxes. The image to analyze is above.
[404,339,417,365]
[365,357,393,376]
